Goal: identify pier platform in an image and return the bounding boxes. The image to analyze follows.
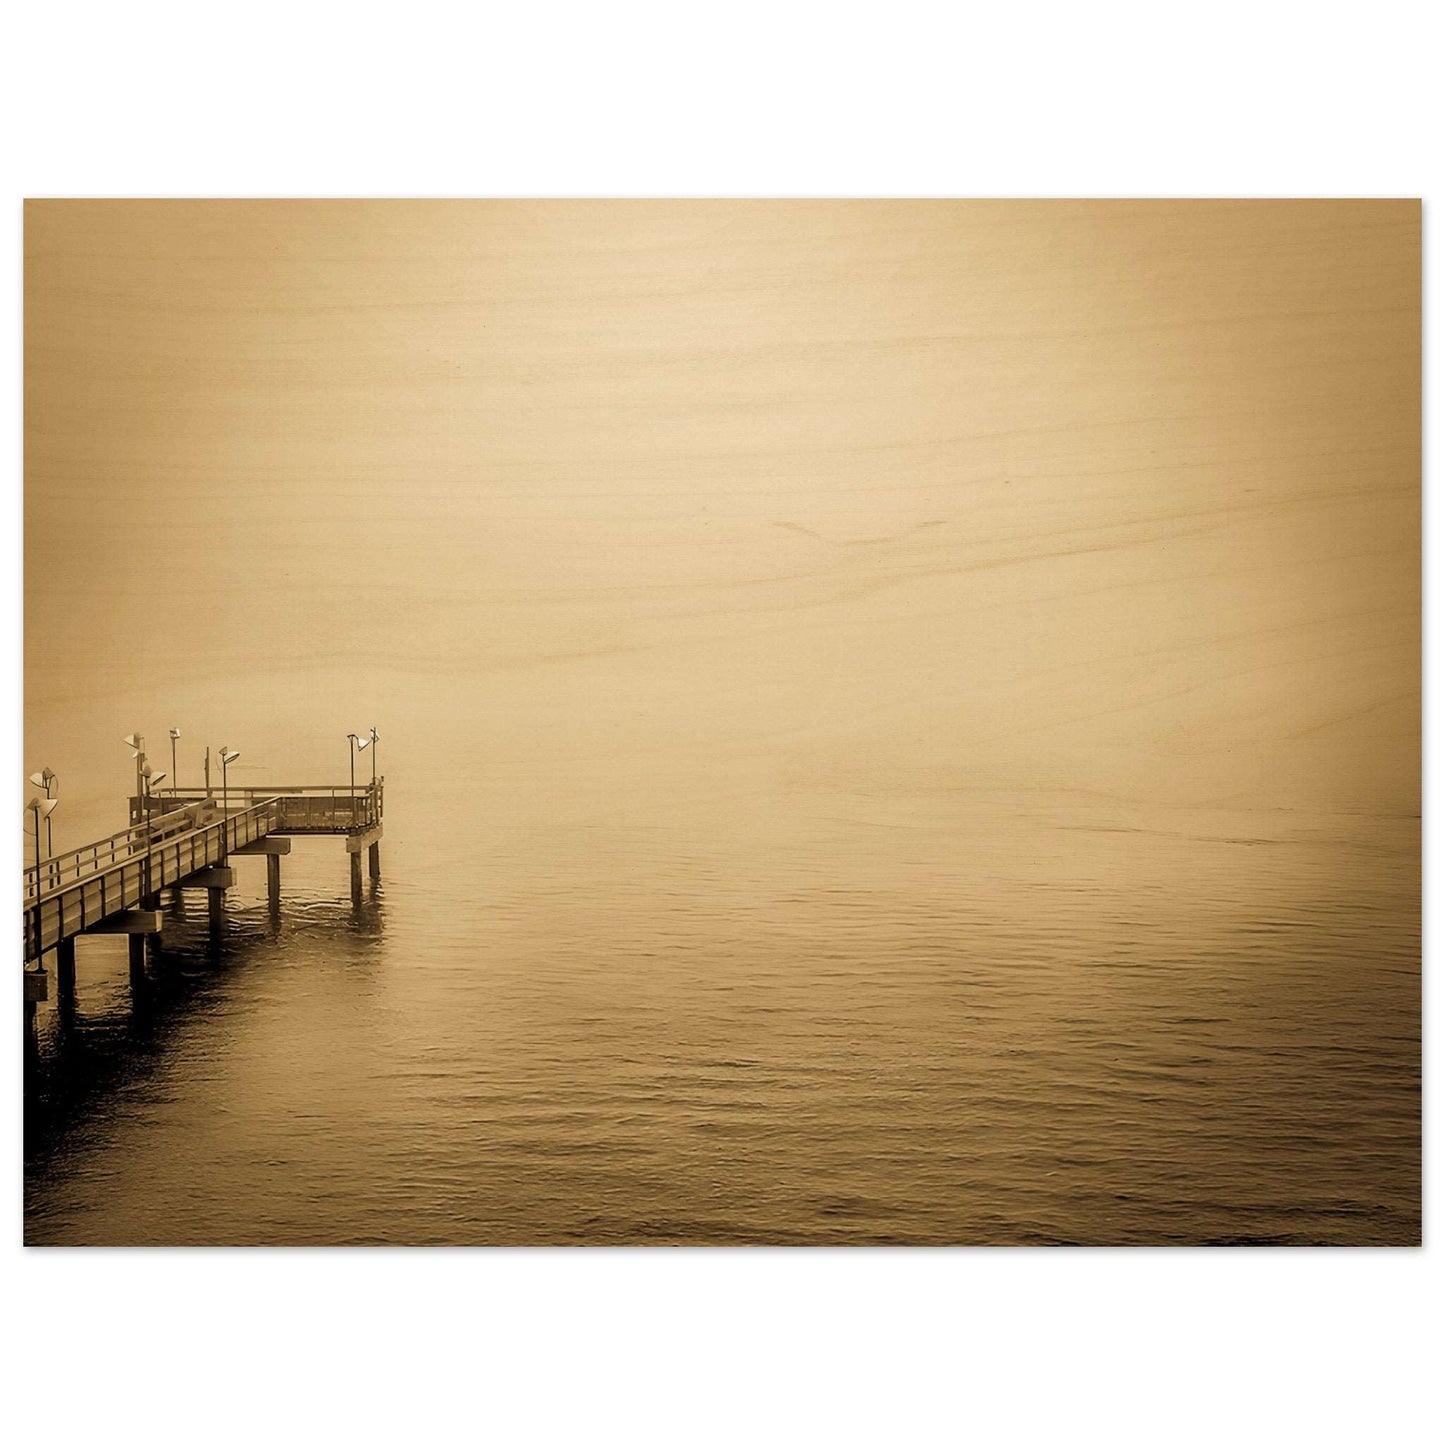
[23,781,384,968]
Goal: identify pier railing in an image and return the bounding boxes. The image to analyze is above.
[24,801,221,906]
[26,779,385,964]
[24,798,281,962]
[145,781,383,835]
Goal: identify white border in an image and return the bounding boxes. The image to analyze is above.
[3,4,1437,1441]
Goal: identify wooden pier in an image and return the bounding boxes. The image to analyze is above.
[23,777,384,1021]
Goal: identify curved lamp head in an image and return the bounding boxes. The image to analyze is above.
[357,736,371,751]
[169,727,181,740]
[369,727,379,744]
[220,748,241,766]
[148,771,167,788]
[28,796,60,820]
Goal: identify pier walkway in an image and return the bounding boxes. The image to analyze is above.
[23,781,384,997]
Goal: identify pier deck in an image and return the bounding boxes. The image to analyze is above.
[24,782,383,967]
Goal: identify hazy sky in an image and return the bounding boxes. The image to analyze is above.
[25,200,1419,823]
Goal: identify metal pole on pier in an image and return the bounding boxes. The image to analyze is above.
[141,767,165,904]
[219,748,240,858]
[347,733,359,826]
[28,768,57,857]
[27,798,57,875]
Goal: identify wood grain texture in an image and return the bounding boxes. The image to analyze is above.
[26,201,1419,822]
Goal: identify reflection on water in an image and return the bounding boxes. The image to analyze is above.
[23,760,1418,1246]
[25,874,388,1206]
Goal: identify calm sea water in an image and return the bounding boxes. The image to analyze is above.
[23,684,1420,1246]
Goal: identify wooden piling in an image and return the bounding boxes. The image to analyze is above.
[350,849,363,904]
[24,964,45,1043]
[267,852,281,909]
[128,934,146,988]
[368,840,381,879]
[56,937,76,999]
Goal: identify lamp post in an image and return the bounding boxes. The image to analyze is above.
[26,796,59,883]
[218,747,240,854]
[366,727,380,827]
[26,797,59,960]
[169,727,181,796]
[123,733,145,827]
[142,766,167,830]
[347,732,370,825]
[28,768,57,855]
[141,766,166,901]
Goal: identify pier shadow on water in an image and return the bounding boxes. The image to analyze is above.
[23,880,387,1188]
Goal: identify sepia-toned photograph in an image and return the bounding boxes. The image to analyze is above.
[22,198,1419,1247]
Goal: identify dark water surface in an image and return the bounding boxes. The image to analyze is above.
[24,728,1419,1245]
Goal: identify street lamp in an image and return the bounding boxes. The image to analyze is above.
[26,796,59,891]
[218,747,240,858]
[169,727,181,795]
[141,765,167,829]
[347,732,370,824]
[27,796,59,866]
[367,727,379,788]
[28,768,57,854]
[122,733,145,826]
[141,767,166,901]
[218,748,240,813]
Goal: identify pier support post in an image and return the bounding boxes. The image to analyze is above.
[83,909,162,988]
[175,867,234,931]
[346,824,382,904]
[230,838,289,914]
[56,937,77,1000]
[128,934,146,988]
[24,967,47,1041]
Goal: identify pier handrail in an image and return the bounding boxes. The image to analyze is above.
[23,798,285,963]
[26,775,384,951]
[25,805,208,904]
[165,781,382,833]
[23,798,276,907]
[164,782,383,801]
